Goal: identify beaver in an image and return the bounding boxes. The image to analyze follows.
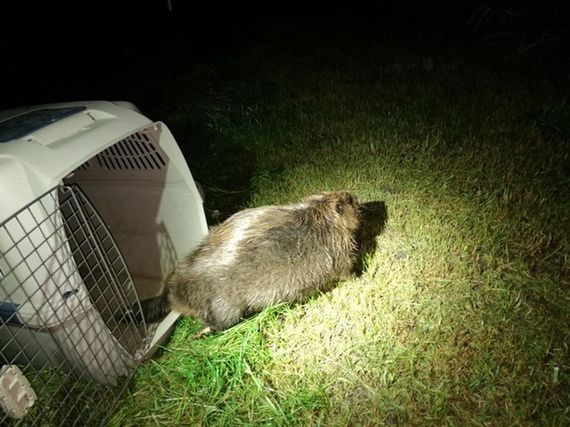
[137,190,360,335]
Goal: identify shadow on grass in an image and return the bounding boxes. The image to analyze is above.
[353,201,388,276]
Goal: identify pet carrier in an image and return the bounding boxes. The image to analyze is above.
[0,101,208,425]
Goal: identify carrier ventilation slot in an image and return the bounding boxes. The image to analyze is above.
[75,161,91,171]
[96,132,166,170]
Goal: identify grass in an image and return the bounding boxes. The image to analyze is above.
[110,25,569,426]
[19,367,130,426]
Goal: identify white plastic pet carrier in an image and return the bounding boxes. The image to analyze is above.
[0,101,208,425]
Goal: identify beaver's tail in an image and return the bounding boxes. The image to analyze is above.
[117,293,169,324]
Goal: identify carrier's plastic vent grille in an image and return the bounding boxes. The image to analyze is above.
[75,162,91,171]
[96,132,166,170]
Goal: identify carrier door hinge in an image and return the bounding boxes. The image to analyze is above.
[0,365,37,419]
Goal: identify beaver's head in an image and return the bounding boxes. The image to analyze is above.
[304,191,360,232]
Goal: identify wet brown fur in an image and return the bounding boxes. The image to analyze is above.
[166,190,360,331]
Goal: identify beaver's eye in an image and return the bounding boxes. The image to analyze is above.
[335,201,344,214]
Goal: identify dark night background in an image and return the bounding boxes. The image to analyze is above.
[4,0,565,216]
[2,1,569,112]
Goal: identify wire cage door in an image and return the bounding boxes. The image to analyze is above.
[0,184,149,425]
